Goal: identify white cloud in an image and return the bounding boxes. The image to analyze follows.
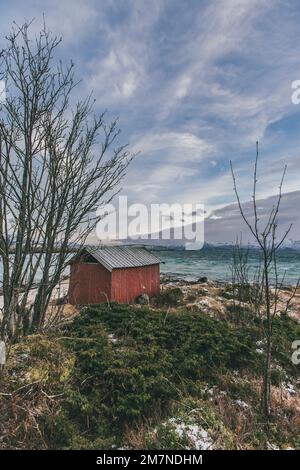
[87,47,144,102]
[1,0,299,219]
[174,75,192,99]
[131,131,215,162]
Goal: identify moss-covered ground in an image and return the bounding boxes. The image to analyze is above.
[0,301,299,449]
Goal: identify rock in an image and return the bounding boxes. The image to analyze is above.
[187,298,225,317]
[197,276,208,283]
[136,293,150,305]
[160,273,185,284]
[224,299,250,310]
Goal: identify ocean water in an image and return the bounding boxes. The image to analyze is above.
[1,246,299,288]
[155,246,300,285]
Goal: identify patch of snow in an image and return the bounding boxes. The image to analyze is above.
[18,353,29,361]
[168,418,213,450]
[267,441,280,450]
[284,382,296,396]
[108,334,118,344]
[235,399,249,409]
[255,340,266,355]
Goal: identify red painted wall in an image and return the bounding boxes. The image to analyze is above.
[69,262,111,305]
[69,261,160,305]
[111,264,160,303]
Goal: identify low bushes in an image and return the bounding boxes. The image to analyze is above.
[155,287,184,306]
[1,302,299,449]
[56,303,262,446]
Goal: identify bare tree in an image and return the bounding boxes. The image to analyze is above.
[230,236,264,323]
[0,21,132,339]
[230,142,294,419]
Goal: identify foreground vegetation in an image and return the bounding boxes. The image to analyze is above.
[1,294,299,450]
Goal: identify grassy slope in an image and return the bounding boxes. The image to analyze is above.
[0,302,299,449]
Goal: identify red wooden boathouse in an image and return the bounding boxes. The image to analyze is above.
[69,246,160,305]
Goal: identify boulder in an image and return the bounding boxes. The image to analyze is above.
[136,293,150,305]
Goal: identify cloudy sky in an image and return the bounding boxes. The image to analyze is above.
[0,0,300,240]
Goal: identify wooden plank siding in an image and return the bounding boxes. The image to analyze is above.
[111,264,160,303]
[69,261,160,305]
[69,262,112,305]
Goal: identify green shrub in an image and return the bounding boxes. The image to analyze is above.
[6,301,297,449]
[156,288,184,306]
[58,302,264,445]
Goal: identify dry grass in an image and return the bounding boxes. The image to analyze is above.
[0,335,74,449]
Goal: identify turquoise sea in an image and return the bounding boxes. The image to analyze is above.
[1,246,299,287]
[155,246,300,285]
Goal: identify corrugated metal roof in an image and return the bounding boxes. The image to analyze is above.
[83,245,160,272]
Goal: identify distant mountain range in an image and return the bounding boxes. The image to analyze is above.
[115,190,300,249]
[204,190,300,247]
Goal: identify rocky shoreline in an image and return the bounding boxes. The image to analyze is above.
[159,273,300,322]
